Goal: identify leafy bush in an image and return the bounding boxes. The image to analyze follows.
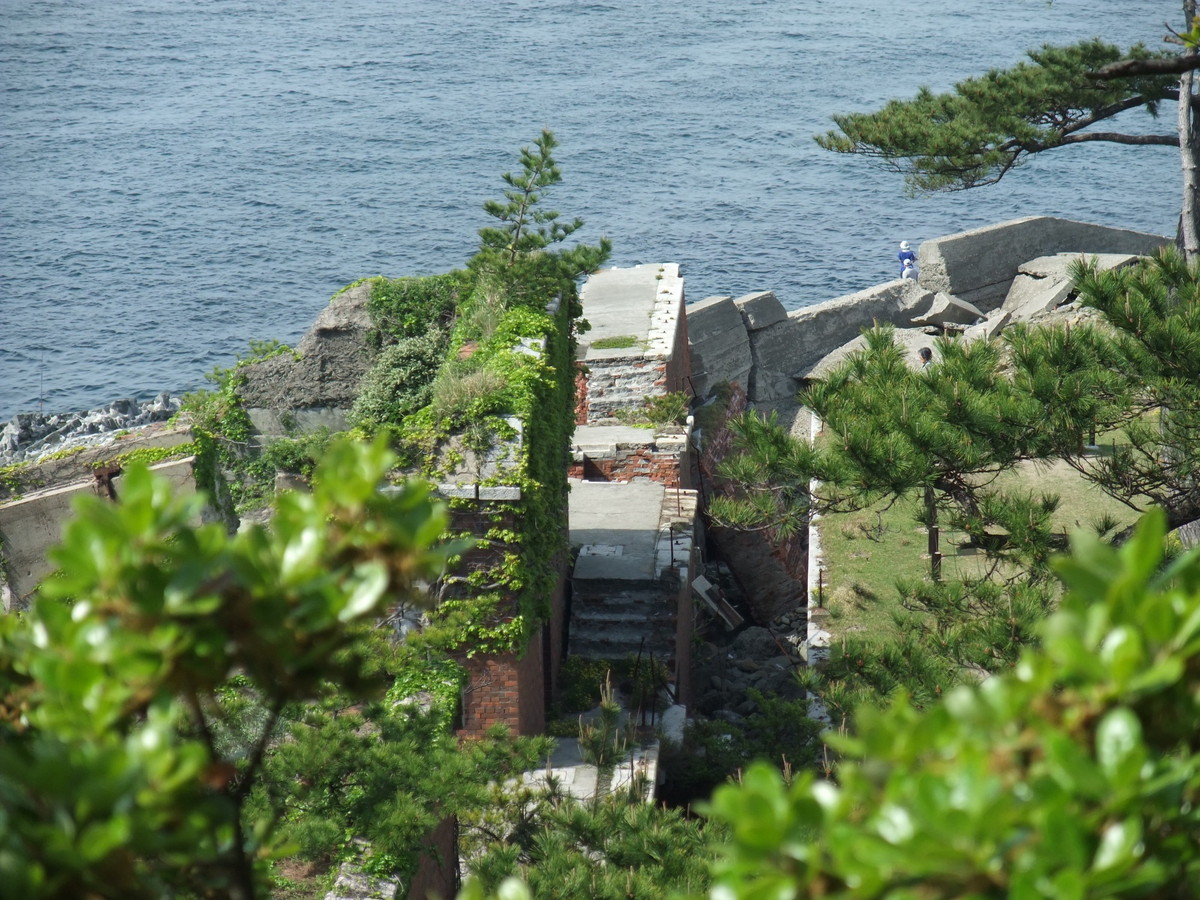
[703,510,1200,897]
[556,656,615,714]
[367,273,465,346]
[431,359,509,422]
[262,428,334,477]
[350,329,450,429]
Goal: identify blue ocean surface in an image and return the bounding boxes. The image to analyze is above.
[0,0,1180,418]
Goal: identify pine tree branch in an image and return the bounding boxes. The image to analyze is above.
[1089,56,1200,79]
[1058,131,1178,146]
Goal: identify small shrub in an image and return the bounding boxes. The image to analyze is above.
[350,330,449,429]
[557,656,615,714]
[263,429,334,477]
[367,273,465,346]
[615,391,691,427]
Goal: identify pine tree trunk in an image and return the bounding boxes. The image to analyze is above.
[925,485,941,582]
[1181,2,1200,263]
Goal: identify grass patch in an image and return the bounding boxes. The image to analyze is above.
[816,451,1143,645]
[589,334,642,350]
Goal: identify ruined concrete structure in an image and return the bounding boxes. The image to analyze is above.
[569,263,699,708]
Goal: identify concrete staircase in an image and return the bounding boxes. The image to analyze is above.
[568,579,679,662]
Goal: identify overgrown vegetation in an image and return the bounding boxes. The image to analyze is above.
[712,248,1200,722]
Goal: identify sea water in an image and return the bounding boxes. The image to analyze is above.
[0,0,1180,418]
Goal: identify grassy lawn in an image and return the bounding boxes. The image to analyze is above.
[815,452,1144,646]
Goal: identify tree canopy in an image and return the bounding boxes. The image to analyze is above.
[815,9,1200,254]
[816,39,1177,194]
[703,510,1200,898]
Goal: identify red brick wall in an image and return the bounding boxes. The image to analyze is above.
[575,365,590,425]
[567,448,682,487]
[457,629,546,739]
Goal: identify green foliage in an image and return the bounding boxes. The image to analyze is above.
[702,510,1200,897]
[349,329,451,430]
[181,339,297,514]
[589,334,642,350]
[470,128,611,309]
[816,39,1176,194]
[1063,248,1200,530]
[556,655,616,714]
[462,790,713,900]
[615,391,691,427]
[261,428,334,478]
[366,272,466,347]
[431,358,510,423]
[89,442,199,472]
[809,575,1057,722]
[658,690,822,806]
[0,438,457,898]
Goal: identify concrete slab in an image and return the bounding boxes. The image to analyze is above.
[962,309,1012,343]
[911,292,985,328]
[686,295,753,398]
[579,264,672,355]
[573,424,660,452]
[1001,274,1075,321]
[570,480,665,581]
[1018,252,1142,279]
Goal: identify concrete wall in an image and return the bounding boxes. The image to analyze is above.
[918,216,1169,310]
[1,457,197,611]
[687,282,932,401]
[686,295,752,400]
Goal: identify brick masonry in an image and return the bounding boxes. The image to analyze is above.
[457,630,546,739]
[568,446,683,487]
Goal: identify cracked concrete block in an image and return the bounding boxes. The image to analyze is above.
[918,217,1168,311]
[687,295,752,397]
[746,317,803,402]
[962,309,1012,343]
[787,281,935,375]
[1001,274,1075,321]
[911,292,985,328]
[734,290,788,331]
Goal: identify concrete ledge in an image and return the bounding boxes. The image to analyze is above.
[734,290,788,331]
[787,280,934,376]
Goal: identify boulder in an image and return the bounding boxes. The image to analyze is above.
[238,280,376,436]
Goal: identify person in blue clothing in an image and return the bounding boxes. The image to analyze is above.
[898,240,917,275]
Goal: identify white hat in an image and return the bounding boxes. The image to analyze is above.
[900,241,911,251]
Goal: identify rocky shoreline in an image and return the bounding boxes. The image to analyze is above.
[0,393,182,467]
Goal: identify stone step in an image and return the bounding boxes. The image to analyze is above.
[568,630,676,661]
